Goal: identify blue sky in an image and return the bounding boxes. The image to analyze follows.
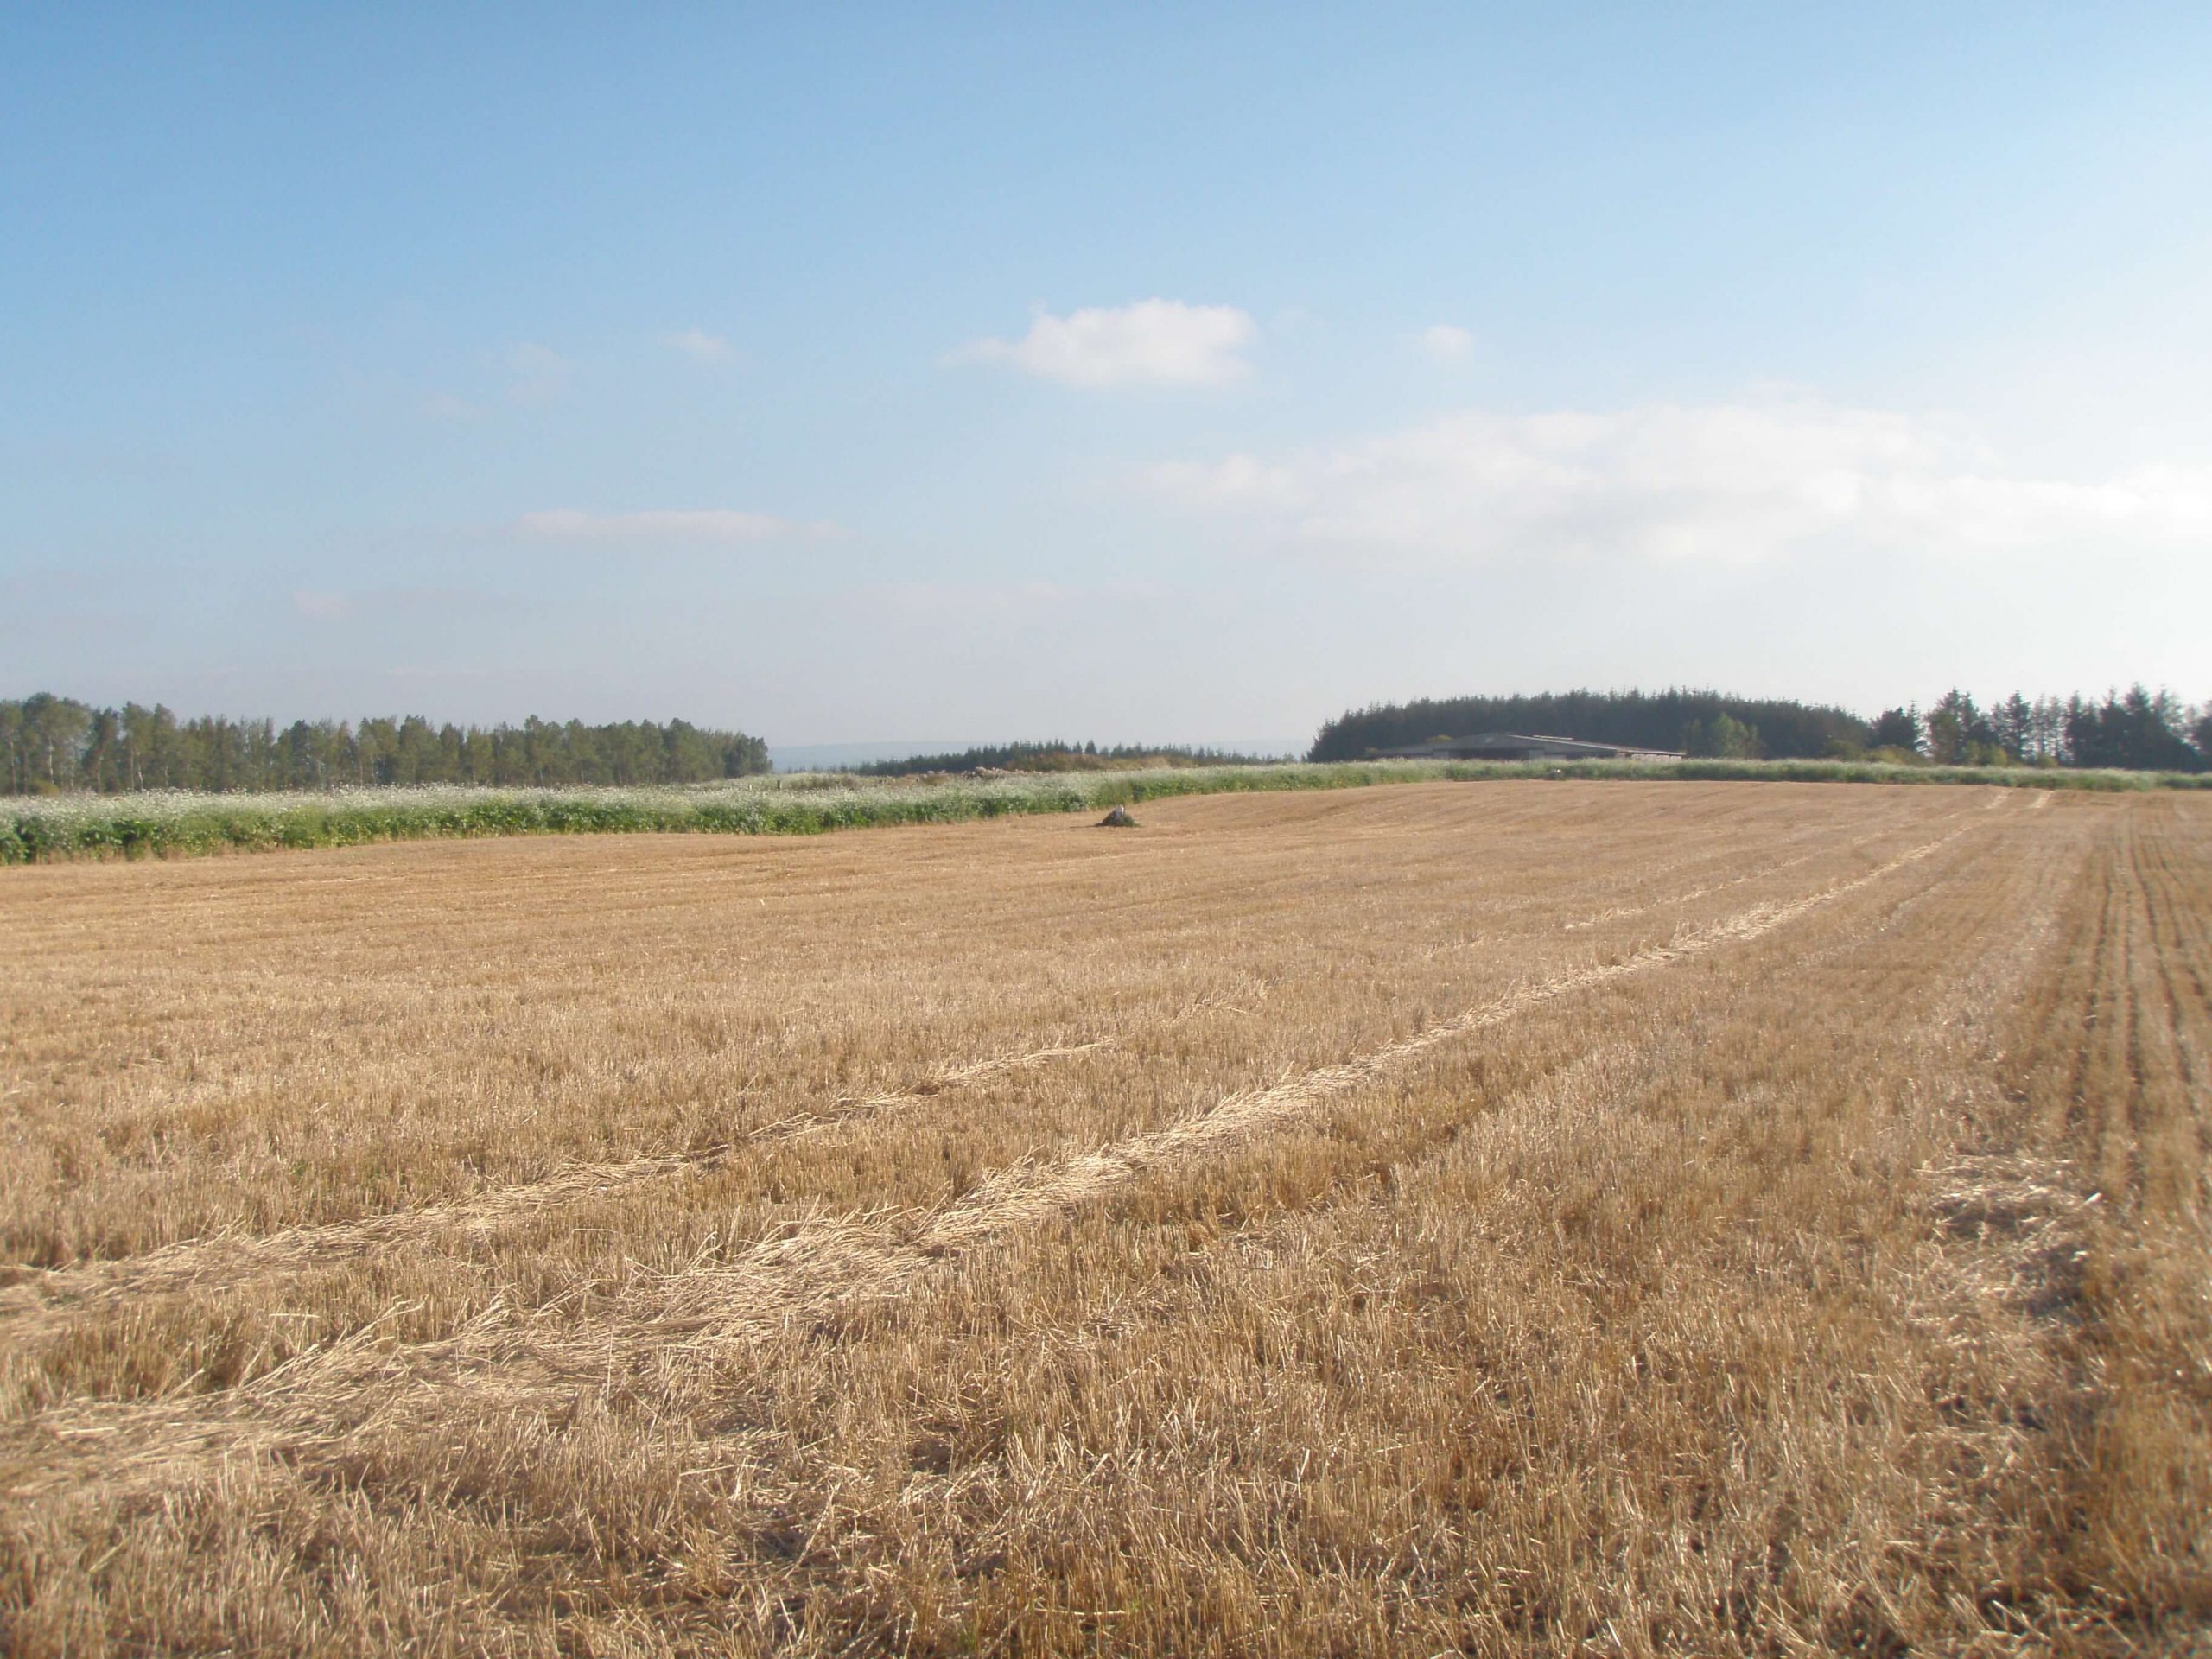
[4,4,2209,747]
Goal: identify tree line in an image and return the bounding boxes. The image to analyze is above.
[0,695,769,795]
[12,683,2206,798]
[1312,685,2210,772]
[1309,690,1868,764]
[1865,687,2209,772]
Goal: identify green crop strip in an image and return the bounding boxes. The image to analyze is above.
[4,759,2205,864]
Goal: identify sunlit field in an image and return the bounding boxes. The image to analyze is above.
[8,758,2205,863]
[2,782,2205,1655]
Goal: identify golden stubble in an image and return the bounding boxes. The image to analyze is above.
[0,781,2204,1656]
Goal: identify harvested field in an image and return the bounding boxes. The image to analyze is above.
[0,780,2205,1655]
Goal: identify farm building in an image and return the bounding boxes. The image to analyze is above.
[1374,732,1684,763]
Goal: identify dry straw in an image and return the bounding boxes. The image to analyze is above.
[1,780,2204,1654]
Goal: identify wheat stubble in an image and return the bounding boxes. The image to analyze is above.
[2,783,2203,1656]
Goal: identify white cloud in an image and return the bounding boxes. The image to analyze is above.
[506,342,572,404]
[518,508,841,544]
[291,590,353,620]
[1143,397,2212,565]
[666,328,731,361]
[1418,324,1473,360]
[953,300,1257,387]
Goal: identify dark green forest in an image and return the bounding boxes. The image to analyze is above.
[1308,690,1870,761]
[0,696,768,794]
[1307,686,2210,773]
[9,683,2209,797]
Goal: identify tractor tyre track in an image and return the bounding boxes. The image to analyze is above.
[0,818,1983,1502]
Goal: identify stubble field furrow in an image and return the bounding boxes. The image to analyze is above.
[3,783,2203,1656]
[0,812,1982,1503]
[733,810,2085,1654]
[2,793,1962,1277]
[0,1035,1121,1333]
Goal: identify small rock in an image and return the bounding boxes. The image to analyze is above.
[1097,806,1139,828]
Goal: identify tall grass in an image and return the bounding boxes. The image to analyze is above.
[5,756,2204,862]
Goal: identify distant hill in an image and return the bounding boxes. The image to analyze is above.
[1309,690,1870,763]
[776,737,1300,773]
[852,741,1279,776]
[768,740,976,773]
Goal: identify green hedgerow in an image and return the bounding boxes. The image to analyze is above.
[4,760,2205,865]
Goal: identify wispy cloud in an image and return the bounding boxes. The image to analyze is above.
[1142,397,2212,565]
[290,587,512,622]
[855,577,1168,620]
[419,392,486,423]
[291,590,353,620]
[0,569,120,643]
[665,327,731,362]
[384,665,497,683]
[518,508,842,544]
[1418,323,1473,360]
[952,300,1257,388]
[506,341,572,404]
